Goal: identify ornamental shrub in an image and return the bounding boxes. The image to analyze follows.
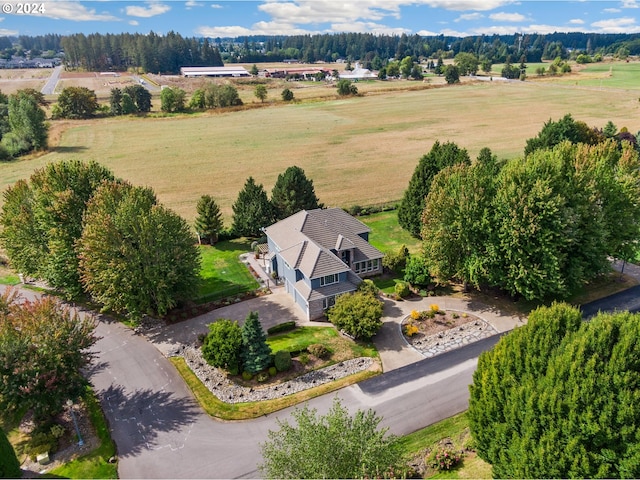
[242,371,253,381]
[410,310,421,320]
[430,304,440,312]
[395,281,410,298]
[405,324,419,337]
[268,366,277,376]
[308,343,329,359]
[427,447,463,471]
[274,350,292,372]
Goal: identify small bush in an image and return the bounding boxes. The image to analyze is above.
[257,371,269,382]
[49,424,65,439]
[358,279,379,297]
[427,447,464,471]
[405,323,419,337]
[274,350,292,372]
[395,281,410,298]
[424,310,435,319]
[268,366,277,376]
[410,310,421,320]
[430,304,440,312]
[298,352,310,365]
[26,431,57,459]
[452,313,459,319]
[242,371,253,381]
[267,321,296,335]
[308,343,329,359]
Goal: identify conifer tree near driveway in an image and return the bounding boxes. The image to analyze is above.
[241,311,272,374]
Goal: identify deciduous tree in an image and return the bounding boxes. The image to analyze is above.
[0,289,98,419]
[327,290,383,340]
[254,84,268,103]
[271,166,323,220]
[3,89,48,156]
[53,86,99,119]
[78,181,200,318]
[260,397,401,479]
[0,160,115,297]
[336,79,358,96]
[232,177,275,237]
[160,86,186,113]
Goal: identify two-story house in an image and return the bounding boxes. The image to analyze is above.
[263,208,384,320]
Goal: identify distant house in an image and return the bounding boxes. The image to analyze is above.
[180,66,250,77]
[264,208,383,320]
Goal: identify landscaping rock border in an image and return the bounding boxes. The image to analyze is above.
[181,346,374,404]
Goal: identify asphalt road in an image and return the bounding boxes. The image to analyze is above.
[88,316,505,479]
[40,65,62,95]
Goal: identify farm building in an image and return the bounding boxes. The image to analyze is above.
[339,63,377,80]
[180,66,250,77]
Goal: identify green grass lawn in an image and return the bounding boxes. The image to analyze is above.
[268,326,378,360]
[359,210,421,255]
[396,411,492,479]
[197,239,260,303]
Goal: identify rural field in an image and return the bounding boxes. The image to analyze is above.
[1,61,639,224]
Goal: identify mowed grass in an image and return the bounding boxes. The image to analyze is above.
[360,210,421,254]
[1,65,638,224]
[396,411,492,479]
[197,239,260,303]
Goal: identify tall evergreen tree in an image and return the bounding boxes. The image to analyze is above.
[0,425,21,478]
[398,141,470,238]
[271,166,323,220]
[123,85,152,113]
[232,177,275,237]
[109,87,123,116]
[194,194,224,244]
[241,311,272,374]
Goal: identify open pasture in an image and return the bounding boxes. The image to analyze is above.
[1,73,638,224]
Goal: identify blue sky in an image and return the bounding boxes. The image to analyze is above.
[2,0,640,38]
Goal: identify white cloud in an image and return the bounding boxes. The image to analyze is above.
[129,20,139,25]
[455,13,483,21]
[8,0,119,21]
[414,0,515,11]
[185,0,204,8]
[330,21,410,34]
[489,12,526,22]
[569,18,585,25]
[622,0,639,8]
[592,16,640,32]
[417,28,440,35]
[211,4,223,8]
[126,1,170,18]
[604,8,621,13]
[0,28,19,36]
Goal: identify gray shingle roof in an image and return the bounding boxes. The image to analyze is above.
[264,208,383,280]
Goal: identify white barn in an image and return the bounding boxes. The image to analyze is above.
[180,66,251,78]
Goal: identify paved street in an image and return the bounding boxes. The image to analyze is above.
[4,259,639,478]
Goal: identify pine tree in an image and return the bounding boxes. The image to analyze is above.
[398,141,470,238]
[271,166,323,220]
[241,311,272,374]
[194,195,223,244]
[232,177,275,237]
[0,426,21,478]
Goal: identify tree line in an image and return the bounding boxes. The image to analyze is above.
[398,115,640,302]
[5,31,639,74]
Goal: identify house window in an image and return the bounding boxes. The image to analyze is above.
[354,259,380,274]
[320,274,338,286]
[323,295,336,310]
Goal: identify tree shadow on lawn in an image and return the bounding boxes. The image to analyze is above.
[97,384,200,459]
